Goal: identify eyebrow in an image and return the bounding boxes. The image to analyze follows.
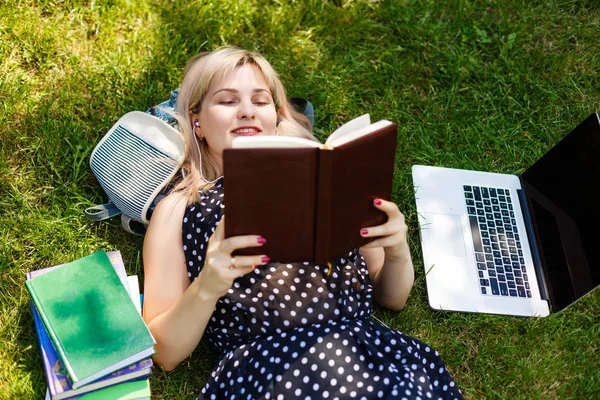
[212,88,271,96]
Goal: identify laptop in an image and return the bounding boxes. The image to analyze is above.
[412,113,600,317]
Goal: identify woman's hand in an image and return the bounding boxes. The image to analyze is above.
[359,199,409,260]
[196,216,269,300]
[359,199,414,310]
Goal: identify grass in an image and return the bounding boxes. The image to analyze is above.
[1,0,599,398]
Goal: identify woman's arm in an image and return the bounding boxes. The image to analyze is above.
[142,194,219,371]
[360,199,415,311]
[143,195,268,371]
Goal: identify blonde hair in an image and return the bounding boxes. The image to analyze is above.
[171,46,316,204]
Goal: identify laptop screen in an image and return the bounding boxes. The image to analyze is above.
[520,113,600,312]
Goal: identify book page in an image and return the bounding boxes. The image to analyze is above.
[327,120,393,148]
[126,275,142,315]
[232,136,323,149]
[325,114,371,145]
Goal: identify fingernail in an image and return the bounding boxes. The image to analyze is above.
[374,199,382,205]
[257,237,267,244]
[252,265,256,270]
[261,256,270,264]
[361,229,369,235]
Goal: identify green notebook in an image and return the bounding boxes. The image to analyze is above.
[26,250,156,390]
[79,378,151,399]
[46,379,151,400]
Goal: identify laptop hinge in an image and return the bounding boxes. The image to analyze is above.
[517,183,550,302]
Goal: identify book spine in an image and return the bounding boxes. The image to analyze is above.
[25,280,79,384]
[314,149,334,264]
[30,301,63,398]
[29,269,62,398]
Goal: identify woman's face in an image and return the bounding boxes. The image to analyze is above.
[193,64,278,168]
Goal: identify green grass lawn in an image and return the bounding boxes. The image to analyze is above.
[1,0,599,398]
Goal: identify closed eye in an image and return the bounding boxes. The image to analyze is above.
[253,95,272,106]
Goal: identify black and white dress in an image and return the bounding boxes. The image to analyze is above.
[182,178,463,399]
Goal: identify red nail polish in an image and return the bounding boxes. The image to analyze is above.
[257,237,267,244]
[374,199,382,205]
[261,256,270,264]
[361,229,369,235]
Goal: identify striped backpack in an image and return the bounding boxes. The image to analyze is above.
[84,92,184,235]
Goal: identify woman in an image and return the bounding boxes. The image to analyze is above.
[143,46,463,399]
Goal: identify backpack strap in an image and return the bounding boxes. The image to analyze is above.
[121,215,148,236]
[84,203,146,235]
[84,202,122,221]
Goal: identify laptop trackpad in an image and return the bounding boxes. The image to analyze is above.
[421,213,467,258]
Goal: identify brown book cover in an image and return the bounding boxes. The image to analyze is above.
[223,117,398,264]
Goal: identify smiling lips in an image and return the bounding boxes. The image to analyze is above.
[231,127,261,136]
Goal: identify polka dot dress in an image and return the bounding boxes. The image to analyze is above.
[183,179,463,399]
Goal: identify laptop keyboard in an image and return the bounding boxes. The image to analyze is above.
[463,185,532,298]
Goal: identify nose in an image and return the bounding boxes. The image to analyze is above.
[237,100,255,120]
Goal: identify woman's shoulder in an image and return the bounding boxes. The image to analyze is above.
[151,179,225,227]
[150,191,189,226]
[144,192,189,250]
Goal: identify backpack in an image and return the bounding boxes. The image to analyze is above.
[85,90,314,236]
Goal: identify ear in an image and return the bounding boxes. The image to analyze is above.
[193,123,204,140]
[192,119,201,133]
[189,109,200,126]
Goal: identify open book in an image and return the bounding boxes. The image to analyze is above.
[223,114,398,264]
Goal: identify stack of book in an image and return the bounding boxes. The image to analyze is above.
[25,250,156,399]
